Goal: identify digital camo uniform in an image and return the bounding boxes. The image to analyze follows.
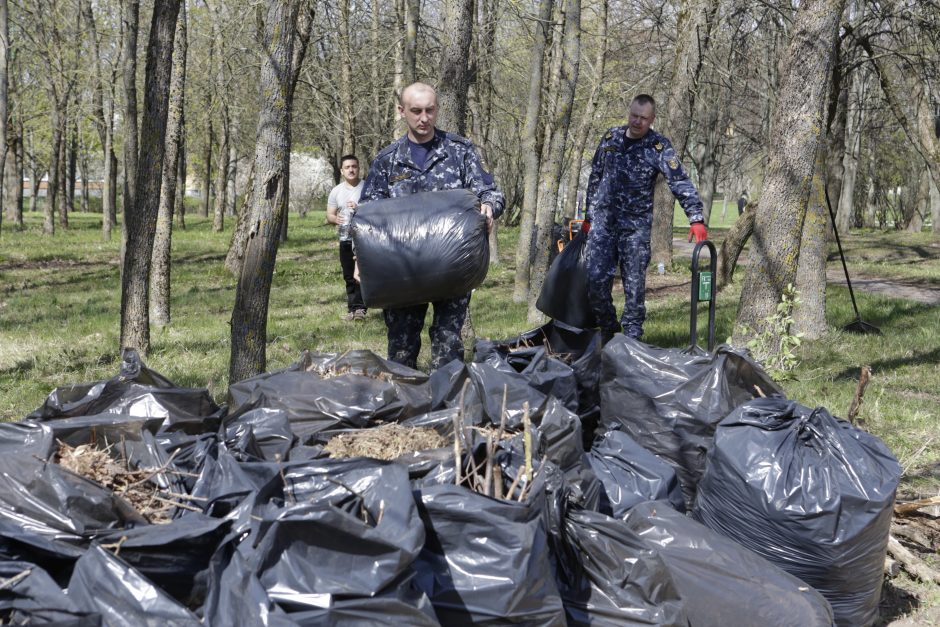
[585,126,703,338]
[360,128,504,370]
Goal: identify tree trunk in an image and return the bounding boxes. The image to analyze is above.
[119,0,181,354]
[930,175,940,236]
[716,206,755,290]
[213,109,229,231]
[229,0,301,383]
[176,129,187,229]
[528,0,581,323]
[836,70,864,233]
[338,0,355,155]
[56,114,68,227]
[512,0,554,303]
[0,0,6,235]
[437,0,474,135]
[650,0,719,270]
[45,104,63,235]
[202,120,212,217]
[734,0,846,345]
[224,160,255,274]
[66,123,77,212]
[562,0,607,218]
[370,0,382,156]
[402,0,418,87]
[151,1,187,328]
[122,0,140,233]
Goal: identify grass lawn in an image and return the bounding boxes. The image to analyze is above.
[2,205,940,616]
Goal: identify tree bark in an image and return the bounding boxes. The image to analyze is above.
[402,0,418,87]
[528,0,581,323]
[229,0,301,383]
[734,0,847,345]
[716,206,755,290]
[562,0,607,218]
[512,0,554,303]
[212,4,228,232]
[176,129,187,229]
[0,0,6,235]
[338,0,355,155]
[650,0,719,269]
[437,0,475,136]
[119,0,182,354]
[151,1,187,328]
[836,65,866,233]
[122,0,140,233]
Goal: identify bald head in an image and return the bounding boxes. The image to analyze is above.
[398,82,438,143]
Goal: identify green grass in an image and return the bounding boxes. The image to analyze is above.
[1,209,938,494]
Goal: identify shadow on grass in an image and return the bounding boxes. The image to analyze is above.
[833,346,940,382]
[877,580,921,625]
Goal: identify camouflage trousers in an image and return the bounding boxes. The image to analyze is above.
[585,221,651,339]
[383,293,471,370]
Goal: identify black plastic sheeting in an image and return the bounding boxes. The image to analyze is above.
[352,188,489,309]
[536,232,597,329]
[600,336,782,508]
[693,398,900,627]
[624,501,835,627]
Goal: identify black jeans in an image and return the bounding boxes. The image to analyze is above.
[339,240,364,311]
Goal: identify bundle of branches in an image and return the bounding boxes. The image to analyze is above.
[56,441,199,524]
[323,423,448,460]
[452,385,543,502]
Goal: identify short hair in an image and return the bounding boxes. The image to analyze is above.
[632,94,656,113]
[398,82,437,106]
[340,154,358,166]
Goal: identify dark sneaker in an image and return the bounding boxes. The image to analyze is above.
[353,309,367,321]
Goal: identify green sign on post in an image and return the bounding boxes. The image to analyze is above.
[698,271,713,301]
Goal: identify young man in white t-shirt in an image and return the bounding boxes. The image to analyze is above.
[326,155,366,321]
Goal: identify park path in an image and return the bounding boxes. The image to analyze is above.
[672,238,940,306]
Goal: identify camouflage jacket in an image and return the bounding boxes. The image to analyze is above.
[585,127,703,227]
[360,129,504,218]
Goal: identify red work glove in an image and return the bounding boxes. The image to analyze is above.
[581,220,591,233]
[689,222,707,243]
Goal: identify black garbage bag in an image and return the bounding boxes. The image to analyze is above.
[67,545,202,626]
[536,232,596,329]
[94,514,231,607]
[537,398,604,511]
[587,428,685,517]
[474,321,602,444]
[0,421,55,459]
[231,458,437,625]
[201,546,298,627]
[0,453,144,584]
[692,398,900,627]
[625,501,835,627]
[413,473,567,626]
[26,349,221,426]
[465,361,550,429]
[475,344,580,414]
[0,560,101,626]
[352,189,489,309]
[556,508,687,626]
[600,337,781,509]
[225,350,433,444]
[224,407,296,462]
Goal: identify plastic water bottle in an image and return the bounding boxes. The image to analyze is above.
[338,205,353,240]
[657,262,665,275]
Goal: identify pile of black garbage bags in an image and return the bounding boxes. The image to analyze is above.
[1,324,900,627]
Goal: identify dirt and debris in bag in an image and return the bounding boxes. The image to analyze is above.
[323,424,449,460]
[56,441,198,524]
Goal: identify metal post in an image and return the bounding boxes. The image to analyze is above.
[688,240,717,353]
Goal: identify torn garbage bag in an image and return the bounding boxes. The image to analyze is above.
[693,398,900,627]
[600,336,781,508]
[353,188,489,309]
[624,501,834,627]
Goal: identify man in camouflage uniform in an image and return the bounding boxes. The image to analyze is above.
[359,82,504,370]
[584,94,707,343]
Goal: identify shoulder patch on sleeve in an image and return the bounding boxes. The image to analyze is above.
[654,141,664,152]
[668,157,679,169]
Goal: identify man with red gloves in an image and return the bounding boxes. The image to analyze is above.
[582,94,707,343]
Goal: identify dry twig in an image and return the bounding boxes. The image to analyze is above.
[847,366,872,424]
